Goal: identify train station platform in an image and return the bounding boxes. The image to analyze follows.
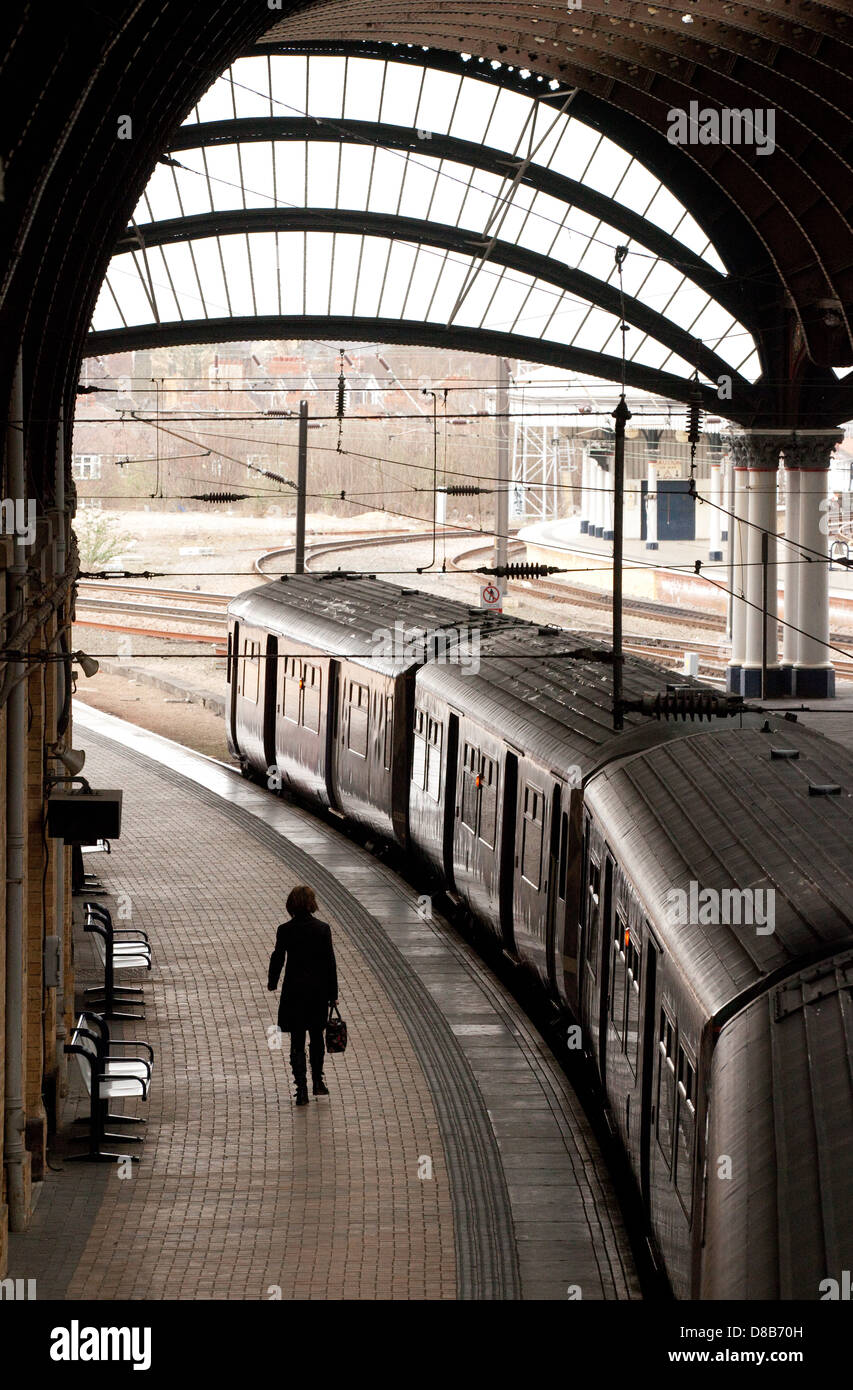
[7,705,641,1302]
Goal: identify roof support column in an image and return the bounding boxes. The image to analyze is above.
[787,433,843,698]
[708,458,723,562]
[780,466,801,694]
[579,453,591,535]
[726,446,752,694]
[739,435,783,697]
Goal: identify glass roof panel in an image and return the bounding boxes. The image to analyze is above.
[415,68,462,136]
[270,53,307,118]
[448,78,500,146]
[346,56,386,123]
[230,57,272,118]
[306,56,347,120]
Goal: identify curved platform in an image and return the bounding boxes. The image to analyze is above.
[10,704,641,1302]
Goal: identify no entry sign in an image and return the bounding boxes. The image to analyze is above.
[480,582,503,613]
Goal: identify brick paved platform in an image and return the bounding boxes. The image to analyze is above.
[8,704,641,1301]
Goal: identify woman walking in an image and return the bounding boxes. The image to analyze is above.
[268,885,339,1106]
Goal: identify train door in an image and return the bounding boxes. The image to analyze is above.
[442,713,459,890]
[545,782,566,996]
[263,635,278,773]
[597,853,615,1080]
[227,620,240,753]
[639,933,660,1207]
[498,751,518,956]
[325,659,341,811]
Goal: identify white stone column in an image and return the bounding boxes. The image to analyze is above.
[787,433,842,697]
[728,434,780,693]
[592,458,603,538]
[720,453,729,544]
[743,460,780,696]
[602,462,614,542]
[780,466,801,689]
[580,453,591,534]
[646,462,658,551]
[729,464,749,679]
[709,460,722,561]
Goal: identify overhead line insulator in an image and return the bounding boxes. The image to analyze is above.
[476,562,562,579]
[190,492,252,503]
[622,690,744,721]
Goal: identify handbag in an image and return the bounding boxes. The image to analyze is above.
[325,1003,348,1055]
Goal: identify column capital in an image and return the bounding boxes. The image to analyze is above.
[728,432,781,472]
[782,431,844,471]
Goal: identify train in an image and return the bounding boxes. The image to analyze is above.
[226,574,853,1300]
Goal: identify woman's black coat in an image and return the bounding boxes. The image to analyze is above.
[268,911,338,1032]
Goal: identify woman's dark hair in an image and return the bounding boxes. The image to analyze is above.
[286,884,318,917]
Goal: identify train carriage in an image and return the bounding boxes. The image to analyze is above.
[227,576,514,843]
[412,628,714,1005]
[584,721,853,1297]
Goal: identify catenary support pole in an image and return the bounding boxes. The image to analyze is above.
[295,399,308,575]
[612,394,631,730]
[494,356,510,610]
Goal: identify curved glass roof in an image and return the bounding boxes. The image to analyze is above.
[91,53,760,386]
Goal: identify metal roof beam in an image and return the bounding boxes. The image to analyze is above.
[84,313,757,422]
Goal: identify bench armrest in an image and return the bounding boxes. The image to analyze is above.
[107,1040,155,1061]
[84,902,112,924]
[113,928,150,943]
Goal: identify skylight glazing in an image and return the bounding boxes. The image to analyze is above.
[91,52,760,386]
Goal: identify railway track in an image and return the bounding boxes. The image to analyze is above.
[255,527,483,576]
[74,532,853,678]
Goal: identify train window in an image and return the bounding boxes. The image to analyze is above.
[242,640,260,704]
[283,657,302,724]
[675,1047,697,1218]
[303,664,321,734]
[383,695,394,770]
[412,709,427,789]
[589,856,601,906]
[585,848,601,983]
[625,936,641,1075]
[347,681,369,758]
[426,718,443,801]
[656,1008,676,1173]
[479,756,498,849]
[521,785,544,889]
[461,744,479,830]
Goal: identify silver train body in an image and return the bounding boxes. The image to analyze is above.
[227,576,853,1300]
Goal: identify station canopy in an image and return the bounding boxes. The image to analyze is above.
[89,51,761,410]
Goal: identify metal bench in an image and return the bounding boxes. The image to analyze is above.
[78,841,112,895]
[83,902,151,1021]
[64,1015,150,1162]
